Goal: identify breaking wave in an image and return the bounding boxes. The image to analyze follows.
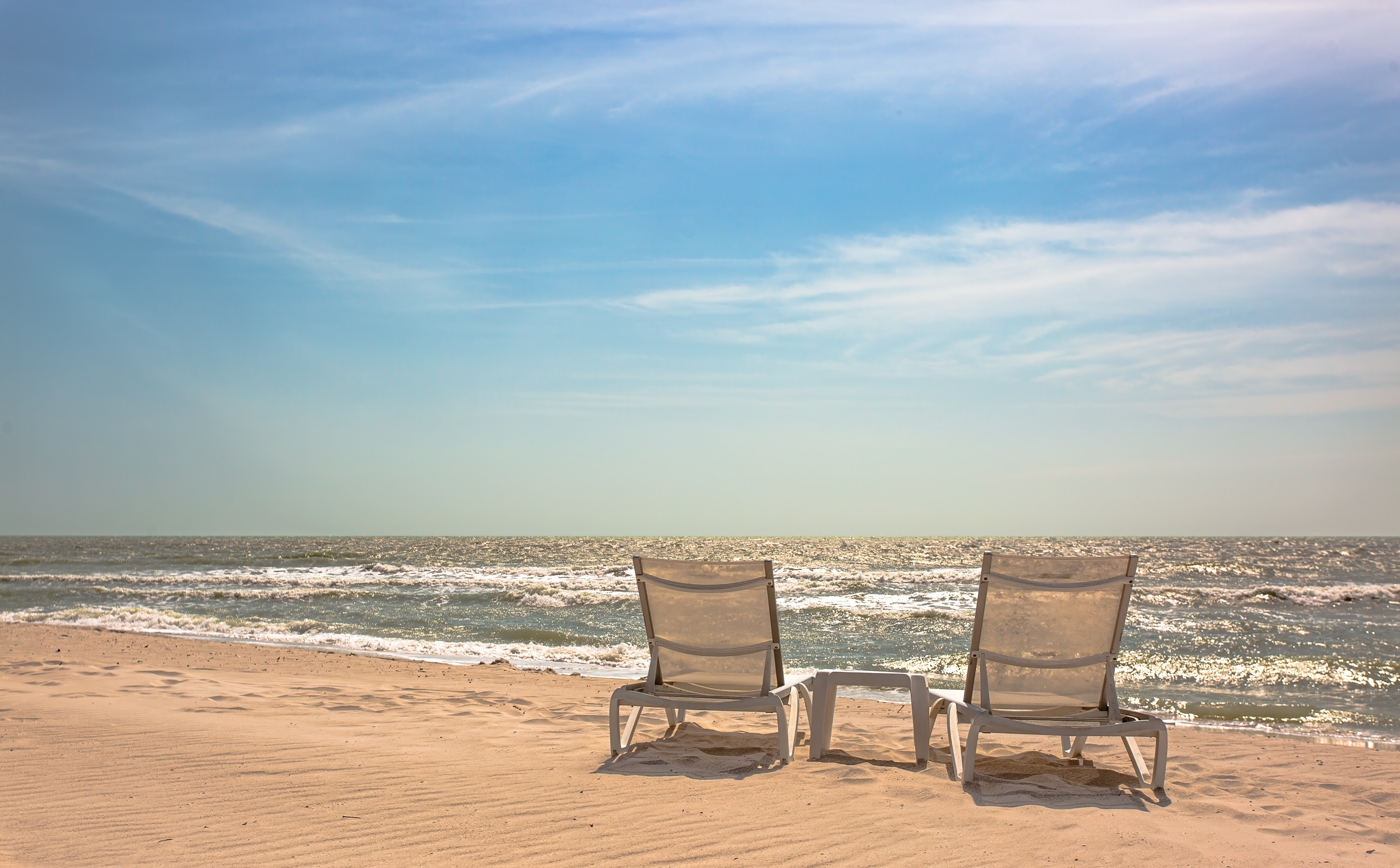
[1136,583,1400,607]
[1,606,650,673]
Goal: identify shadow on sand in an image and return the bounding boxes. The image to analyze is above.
[594,721,807,780]
[597,725,1170,811]
[929,748,1171,810]
[805,749,926,772]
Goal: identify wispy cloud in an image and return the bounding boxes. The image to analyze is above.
[0,155,464,303]
[7,1,1394,165]
[439,1,1400,101]
[627,201,1400,415]
[633,201,1400,317]
[294,3,1391,159]
[123,190,450,289]
[405,2,1400,114]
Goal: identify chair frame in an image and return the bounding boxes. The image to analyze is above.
[609,557,813,762]
[929,552,1169,790]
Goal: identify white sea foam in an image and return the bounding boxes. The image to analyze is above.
[87,585,357,601]
[506,588,630,607]
[882,653,973,678]
[4,565,643,590]
[5,563,977,585]
[0,606,651,673]
[1135,582,1400,607]
[778,590,975,616]
[14,565,1394,610]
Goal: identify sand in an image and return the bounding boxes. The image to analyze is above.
[1,623,1396,867]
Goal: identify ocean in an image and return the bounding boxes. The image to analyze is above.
[2,536,1396,745]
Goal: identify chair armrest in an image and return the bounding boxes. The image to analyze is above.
[929,689,986,715]
[771,675,814,697]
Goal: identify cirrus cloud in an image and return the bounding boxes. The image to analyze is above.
[629,200,1400,415]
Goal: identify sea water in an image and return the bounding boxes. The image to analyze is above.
[2,536,1396,744]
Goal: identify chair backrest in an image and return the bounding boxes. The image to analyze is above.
[963,552,1138,720]
[632,557,785,698]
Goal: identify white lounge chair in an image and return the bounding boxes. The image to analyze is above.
[610,557,814,762]
[930,553,1168,789]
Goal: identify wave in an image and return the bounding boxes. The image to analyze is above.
[8,571,1398,621]
[0,566,644,593]
[8,562,1396,606]
[765,649,1400,692]
[865,651,1399,692]
[86,585,360,601]
[1116,653,1399,690]
[0,606,651,673]
[504,588,632,607]
[1135,582,1400,607]
[779,591,976,617]
[0,563,977,587]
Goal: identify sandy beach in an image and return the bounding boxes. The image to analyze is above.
[2,623,1395,867]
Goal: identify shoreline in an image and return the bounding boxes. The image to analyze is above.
[6,616,1398,752]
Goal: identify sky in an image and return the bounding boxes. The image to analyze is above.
[1,0,1398,536]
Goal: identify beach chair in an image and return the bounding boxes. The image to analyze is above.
[929,553,1168,789]
[609,557,814,762]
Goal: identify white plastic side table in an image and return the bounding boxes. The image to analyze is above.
[810,670,930,762]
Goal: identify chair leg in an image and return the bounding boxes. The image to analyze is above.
[619,705,643,753]
[774,698,793,762]
[665,707,679,727]
[1060,735,1073,757]
[1122,736,1150,785]
[1069,734,1088,758]
[794,682,812,749]
[963,716,985,784]
[609,692,625,755]
[944,702,964,781]
[1151,725,1169,790]
[785,691,803,760]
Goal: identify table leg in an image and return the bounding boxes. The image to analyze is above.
[821,672,839,755]
[910,674,930,762]
[809,671,829,759]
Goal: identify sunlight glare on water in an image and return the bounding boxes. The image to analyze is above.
[2,536,1396,742]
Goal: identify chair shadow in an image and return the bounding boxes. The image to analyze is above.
[807,749,926,772]
[594,722,806,780]
[928,748,1171,811]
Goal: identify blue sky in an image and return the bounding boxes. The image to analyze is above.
[2,1,1398,535]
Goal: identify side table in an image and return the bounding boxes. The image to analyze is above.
[809,670,930,762]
